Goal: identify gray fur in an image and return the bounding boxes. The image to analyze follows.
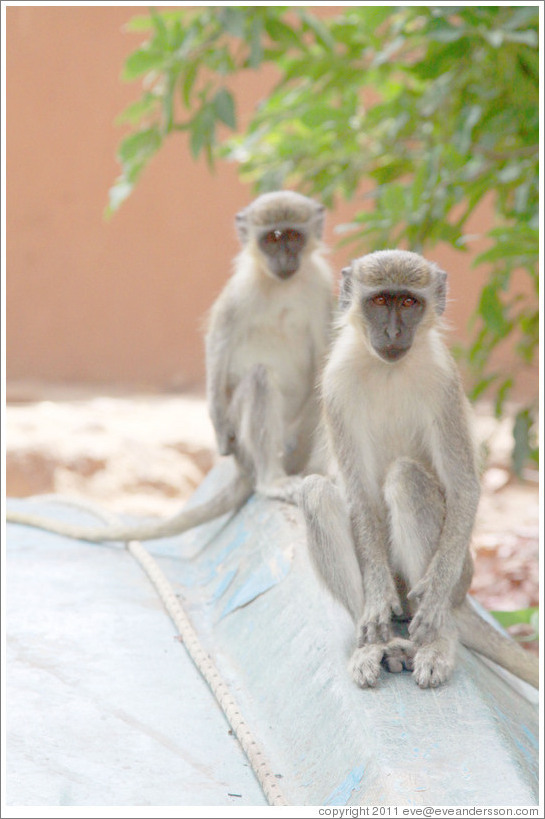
[301,250,538,689]
[7,193,334,543]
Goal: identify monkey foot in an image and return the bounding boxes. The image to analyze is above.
[408,591,448,646]
[348,644,385,688]
[382,637,415,673]
[412,638,456,688]
[257,476,304,505]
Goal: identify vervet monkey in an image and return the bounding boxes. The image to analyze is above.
[7,192,334,542]
[301,250,538,690]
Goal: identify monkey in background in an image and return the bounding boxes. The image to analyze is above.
[206,191,333,498]
[7,191,334,542]
[301,250,538,689]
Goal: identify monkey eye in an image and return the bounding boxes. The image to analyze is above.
[401,296,418,308]
[263,230,283,244]
[371,294,387,306]
[284,229,303,243]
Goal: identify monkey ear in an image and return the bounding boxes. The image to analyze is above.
[339,266,353,310]
[235,209,249,244]
[312,203,326,238]
[433,267,448,315]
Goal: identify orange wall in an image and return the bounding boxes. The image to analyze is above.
[6,6,537,396]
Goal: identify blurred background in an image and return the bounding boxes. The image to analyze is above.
[5,6,539,641]
[7,5,537,393]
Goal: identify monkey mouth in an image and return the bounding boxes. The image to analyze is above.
[276,267,299,280]
[379,346,409,362]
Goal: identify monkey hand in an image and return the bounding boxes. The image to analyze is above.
[408,580,449,645]
[357,583,402,645]
[217,428,236,456]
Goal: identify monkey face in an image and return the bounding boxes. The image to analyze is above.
[258,228,307,279]
[362,290,426,362]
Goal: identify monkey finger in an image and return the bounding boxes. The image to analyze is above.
[358,619,391,646]
[407,580,426,601]
[391,599,404,617]
[357,623,373,645]
[358,622,378,645]
[409,617,439,646]
[408,613,423,639]
[378,622,392,643]
[384,637,415,672]
[383,655,403,674]
[348,644,384,688]
[413,641,455,688]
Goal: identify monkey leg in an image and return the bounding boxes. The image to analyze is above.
[381,636,415,674]
[384,458,467,687]
[348,643,385,688]
[301,476,413,687]
[347,638,415,688]
[411,623,458,688]
[229,364,287,490]
[301,475,364,622]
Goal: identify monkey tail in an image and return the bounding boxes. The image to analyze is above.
[455,598,539,689]
[6,472,254,544]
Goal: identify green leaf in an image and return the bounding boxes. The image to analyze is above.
[301,104,339,128]
[247,17,264,68]
[122,48,165,80]
[428,26,464,44]
[491,608,539,630]
[118,127,161,164]
[494,377,513,417]
[297,9,336,51]
[478,285,510,337]
[116,93,158,125]
[213,88,236,129]
[189,107,216,158]
[264,18,301,49]
[109,4,539,455]
[182,61,198,108]
[380,183,408,221]
[512,409,534,477]
[217,7,246,39]
[124,10,184,32]
[468,373,498,402]
[150,8,169,48]
[123,14,155,32]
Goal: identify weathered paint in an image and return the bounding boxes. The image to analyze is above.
[325,765,366,805]
[6,459,540,806]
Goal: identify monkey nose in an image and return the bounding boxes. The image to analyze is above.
[386,323,401,340]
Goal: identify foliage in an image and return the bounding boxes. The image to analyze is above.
[109,5,539,472]
[491,607,539,643]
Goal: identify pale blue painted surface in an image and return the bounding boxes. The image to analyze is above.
[6,459,540,807]
[325,766,366,805]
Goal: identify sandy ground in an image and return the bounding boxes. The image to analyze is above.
[6,385,539,648]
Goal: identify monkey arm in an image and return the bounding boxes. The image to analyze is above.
[205,302,235,456]
[349,495,404,643]
[324,397,402,644]
[206,364,232,455]
[408,380,480,643]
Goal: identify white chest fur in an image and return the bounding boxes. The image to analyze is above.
[228,254,331,391]
[325,324,448,499]
[221,256,331,421]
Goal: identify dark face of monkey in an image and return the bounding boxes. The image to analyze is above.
[258,228,307,279]
[362,290,425,362]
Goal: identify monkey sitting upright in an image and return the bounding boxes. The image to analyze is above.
[301,250,538,689]
[7,192,334,542]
